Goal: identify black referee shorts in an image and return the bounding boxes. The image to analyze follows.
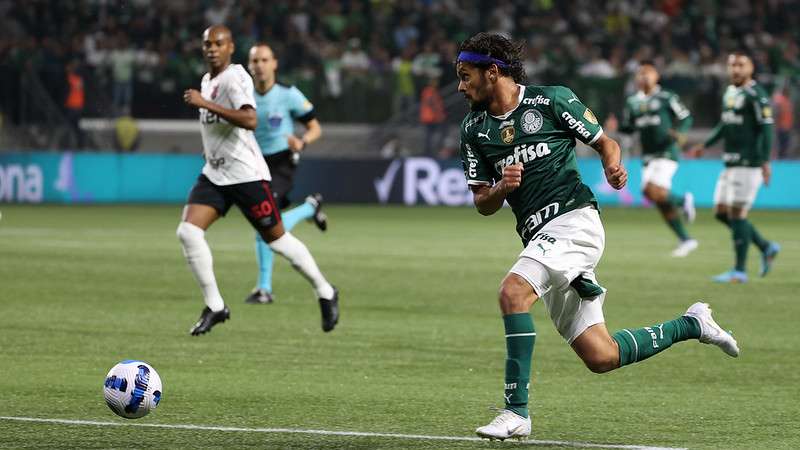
[263,150,297,209]
[187,174,282,230]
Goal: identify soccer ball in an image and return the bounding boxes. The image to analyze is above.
[103,360,162,419]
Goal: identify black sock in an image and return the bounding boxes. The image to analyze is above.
[714,212,731,228]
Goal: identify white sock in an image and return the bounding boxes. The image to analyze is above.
[268,232,334,299]
[176,222,225,312]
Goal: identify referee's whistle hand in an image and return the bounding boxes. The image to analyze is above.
[286,135,305,152]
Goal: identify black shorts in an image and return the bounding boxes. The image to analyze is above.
[187,174,281,230]
[264,150,296,209]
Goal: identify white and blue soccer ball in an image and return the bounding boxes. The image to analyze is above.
[103,360,162,419]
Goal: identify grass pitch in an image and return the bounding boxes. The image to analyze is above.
[0,204,798,449]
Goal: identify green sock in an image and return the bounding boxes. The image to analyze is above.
[503,313,535,418]
[749,222,770,252]
[730,218,752,272]
[612,316,701,367]
[667,192,685,207]
[666,217,690,241]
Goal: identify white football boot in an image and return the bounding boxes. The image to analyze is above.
[671,239,699,257]
[684,302,739,357]
[475,410,531,441]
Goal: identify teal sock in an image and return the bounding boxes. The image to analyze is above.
[282,201,316,231]
[612,316,701,367]
[730,218,752,272]
[503,313,535,418]
[255,233,274,292]
[666,217,690,241]
[749,222,770,253]
[667,192,685,207]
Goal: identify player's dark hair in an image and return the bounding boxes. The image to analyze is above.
[729,49,752,60]
[252,41,275,55]
[639,59,656,68]
[457,32,527,84]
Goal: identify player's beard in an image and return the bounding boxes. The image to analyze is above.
[730,74,748,86]
[468,80,491,112]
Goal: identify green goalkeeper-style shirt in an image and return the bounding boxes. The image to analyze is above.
[459,85,602,246]
[705,80,774,167]
[620,86,692,163]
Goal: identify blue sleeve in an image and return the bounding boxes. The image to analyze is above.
[289,86,315,122]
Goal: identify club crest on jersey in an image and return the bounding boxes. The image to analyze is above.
[649,99,660,110]
[521,109,543,134]
[211,85,219,100]
[501,125,515,144]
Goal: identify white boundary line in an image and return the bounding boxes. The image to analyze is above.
[0,416,686,450]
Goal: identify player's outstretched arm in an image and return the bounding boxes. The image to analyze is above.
[689,122,724,157]
[591,134,627,190]
[471,163,523,216]
[184,89,258,130]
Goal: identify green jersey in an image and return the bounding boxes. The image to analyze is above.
[459,85,602,246]
[705,80,774,167]
[620,87,692,163]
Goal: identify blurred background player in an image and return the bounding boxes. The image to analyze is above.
[178,26,339,335]
[455,33,739,441]
[691,52,780,283]
[619,61,697,257]
[246,43,327,305]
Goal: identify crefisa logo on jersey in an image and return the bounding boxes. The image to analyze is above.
[522,95,551,106]
[521,109,543,134]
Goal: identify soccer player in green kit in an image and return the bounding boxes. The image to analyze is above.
[620,62,698,257]
[691,51,780,283]
[456,33,739,441]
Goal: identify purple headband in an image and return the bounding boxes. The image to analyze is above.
[457,51,509,68]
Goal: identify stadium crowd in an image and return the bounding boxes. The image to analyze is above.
[0,0,797,153]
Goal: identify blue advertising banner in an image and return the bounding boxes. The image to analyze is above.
[1,152,799,208]
[0,152,203,203]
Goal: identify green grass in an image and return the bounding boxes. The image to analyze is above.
[0,205,798,449]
